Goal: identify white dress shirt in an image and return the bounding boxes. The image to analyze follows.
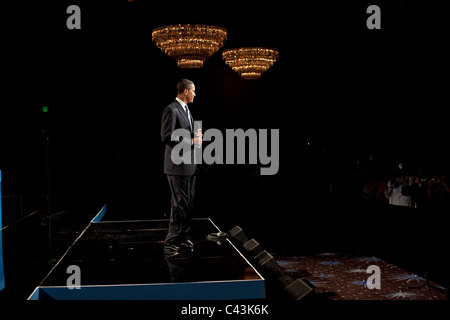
[175,97,188,114]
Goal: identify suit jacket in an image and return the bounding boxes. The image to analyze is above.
[161,100,196,176]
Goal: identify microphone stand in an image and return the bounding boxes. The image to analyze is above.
[40,129,53,264]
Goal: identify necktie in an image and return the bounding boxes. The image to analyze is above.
[185,104,193,131]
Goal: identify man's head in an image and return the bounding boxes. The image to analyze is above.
[176,79,196,104]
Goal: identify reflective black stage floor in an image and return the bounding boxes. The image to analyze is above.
[29,218,264,300]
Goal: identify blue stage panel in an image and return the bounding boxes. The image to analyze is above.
[29,279,264,300]
[0,170,3,230]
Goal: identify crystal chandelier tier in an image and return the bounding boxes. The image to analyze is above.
[222,47,279,79]
[152,24,227,68]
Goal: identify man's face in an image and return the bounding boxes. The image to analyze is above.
[185,85,196,104]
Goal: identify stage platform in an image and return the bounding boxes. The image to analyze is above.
[28,215,264,300]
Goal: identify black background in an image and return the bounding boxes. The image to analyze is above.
[1,0,448,251]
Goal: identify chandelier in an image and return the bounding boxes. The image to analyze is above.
[152,24,227,68]
[222,47,279,79]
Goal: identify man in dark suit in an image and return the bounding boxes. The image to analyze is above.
[161,79,202,255]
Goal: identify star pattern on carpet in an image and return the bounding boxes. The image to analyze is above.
[274,252,447,300]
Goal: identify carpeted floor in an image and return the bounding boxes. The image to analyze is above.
[274,253,447,300]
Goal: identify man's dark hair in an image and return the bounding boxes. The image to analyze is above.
[176,79,194,94]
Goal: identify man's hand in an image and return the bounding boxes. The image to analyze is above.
[193,128,203,147]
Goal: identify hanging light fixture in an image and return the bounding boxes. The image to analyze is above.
[222,47,279,79]
[152,24,227,68]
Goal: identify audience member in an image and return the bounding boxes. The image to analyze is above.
[359,162,449,211]
[384,175,411,207]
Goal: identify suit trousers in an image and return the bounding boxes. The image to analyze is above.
[164,173,196,245]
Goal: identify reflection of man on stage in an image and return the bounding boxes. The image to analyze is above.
[161,79,202,255]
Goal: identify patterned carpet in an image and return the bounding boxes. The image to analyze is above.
[274,253,447,300]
